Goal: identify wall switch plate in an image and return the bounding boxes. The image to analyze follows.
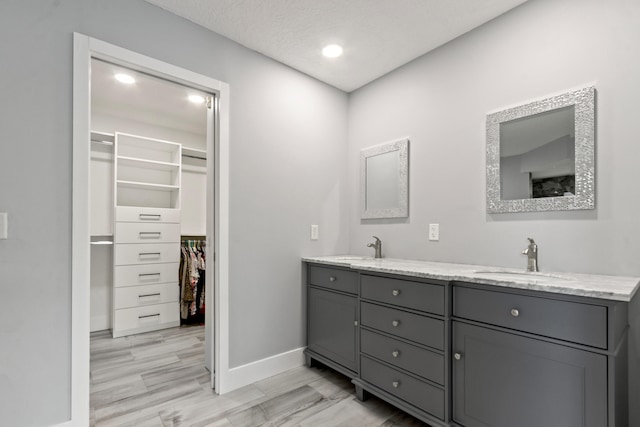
[0,212,7,239]
[428,223,439,241]
[310,224,319,240]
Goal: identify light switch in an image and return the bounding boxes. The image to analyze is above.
[0,212,7,239]
[310,224,319,240]
[428,223,439,241]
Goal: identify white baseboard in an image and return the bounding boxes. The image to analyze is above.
[90,314,110,333]
[224,347,306,393]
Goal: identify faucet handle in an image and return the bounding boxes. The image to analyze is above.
[527,237,536,245]
[372,235,381,243]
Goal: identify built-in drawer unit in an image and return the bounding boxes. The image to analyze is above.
[453,285,608,349]
[361,355,445,420]
[113,302,179,335]
[114,222,180,244]
[114,243,179,266]
[115,206,181,223]
[308,265,358,294]
[114,262,179,288]
[360,328,444,385]
[361,275,444,315]
[361,301,444,350]
[114,283,179,309]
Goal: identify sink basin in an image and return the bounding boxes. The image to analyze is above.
[473,270,570,282]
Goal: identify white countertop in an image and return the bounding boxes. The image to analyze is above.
[302,256,640,302]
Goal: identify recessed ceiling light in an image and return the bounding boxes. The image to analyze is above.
[188,95,205,104]
[322,44,343,58]
[114,73,135,84]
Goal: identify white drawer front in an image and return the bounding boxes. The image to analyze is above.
[114,283,179,309]
[114,243,179,266]
[113,302,179,334]
[115,222,180,244]
[115,206,180,223]
[114,263,179,288]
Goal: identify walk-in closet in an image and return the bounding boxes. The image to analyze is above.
[89,58,211,354]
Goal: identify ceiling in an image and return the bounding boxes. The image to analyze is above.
[144,0,529,92]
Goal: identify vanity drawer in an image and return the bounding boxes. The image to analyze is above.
[361,275,444,315]
[361,355,444,420]
[114,222,180,244]
[361,302,444,350]
[114,282,179,309]
[114,262,179,288]
[115,206,180,223]
[361,329,444,385]
[114,243,179,266]
[113,302,179,336]
[308,265,358,294]
[453,285,608,349]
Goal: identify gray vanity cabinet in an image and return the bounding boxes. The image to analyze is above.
[305,265,358,377]
[452,282,629,427]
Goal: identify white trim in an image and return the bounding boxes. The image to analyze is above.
[225,348,306,392]
[72,33,231,426]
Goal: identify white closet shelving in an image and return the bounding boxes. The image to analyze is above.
[112,132,182,338]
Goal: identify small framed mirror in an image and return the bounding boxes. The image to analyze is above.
[360,138,409,219]
[486,86,595,213]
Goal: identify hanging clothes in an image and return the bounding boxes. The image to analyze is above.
[179,239,206,325]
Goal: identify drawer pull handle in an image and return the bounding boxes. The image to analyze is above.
[454,353,462,360]
[329,276,337,282]
[139,252,161,257]
[392,350,400,358]
[392,289,400,296]
[392,320,400,327]
[392,381,400,388]
[139,214,161,220]
[510,308,520,317]
[139,293,161,298]
[138,313,160,319]
[139,232,161,239]
[139,273,161,278]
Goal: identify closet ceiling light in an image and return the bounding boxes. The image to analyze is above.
[322,44,343,58]
[114,73,135,84]
[188,94,205,104]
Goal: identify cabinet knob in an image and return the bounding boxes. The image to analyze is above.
[329,276,336,282]
[392,381,400,388]
[510,308,520,317]
[392,320,400,327]
[354,320,358,326]
[392,350,400,358]
[454,353,462,360]
[392,289,400,296]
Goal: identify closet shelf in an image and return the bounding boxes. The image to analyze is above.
[182,147,207,160]
[117,155,180,171]
[116,180,180,192]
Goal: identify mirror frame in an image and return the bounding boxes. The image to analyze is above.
[360,138,409,219]
[486,85,595,213]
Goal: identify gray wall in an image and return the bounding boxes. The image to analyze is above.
[347,0,640,277]
[0,1,349,425]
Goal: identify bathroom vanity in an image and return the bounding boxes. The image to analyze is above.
[303,256,640,427]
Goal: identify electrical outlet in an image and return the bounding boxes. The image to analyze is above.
[0,212,7,239]
[428,223,439,241]
[310,224,319,240]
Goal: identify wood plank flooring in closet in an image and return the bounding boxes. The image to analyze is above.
[90,326,430,426]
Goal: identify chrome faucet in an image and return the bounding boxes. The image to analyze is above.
[522,237,538,272]
[367,236,383,259]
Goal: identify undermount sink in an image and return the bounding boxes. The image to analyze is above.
[472,270,570,281]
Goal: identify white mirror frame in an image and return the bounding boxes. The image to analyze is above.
[486,85,595,213]
[360,138,409,219]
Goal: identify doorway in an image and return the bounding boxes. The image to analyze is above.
[72,34,231,424]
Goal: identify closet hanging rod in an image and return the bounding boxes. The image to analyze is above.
[183,154,206,160]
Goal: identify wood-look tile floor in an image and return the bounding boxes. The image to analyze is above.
[90,326,430,426]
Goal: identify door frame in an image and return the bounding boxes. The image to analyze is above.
[71,33,231,425]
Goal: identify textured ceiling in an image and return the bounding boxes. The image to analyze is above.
[144,0,529,92]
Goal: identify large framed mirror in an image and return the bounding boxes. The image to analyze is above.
[360,138,409,219]
[486,85,595,213]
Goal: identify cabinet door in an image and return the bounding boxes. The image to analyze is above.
[452,322,607,427]
[308,287,357,372]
